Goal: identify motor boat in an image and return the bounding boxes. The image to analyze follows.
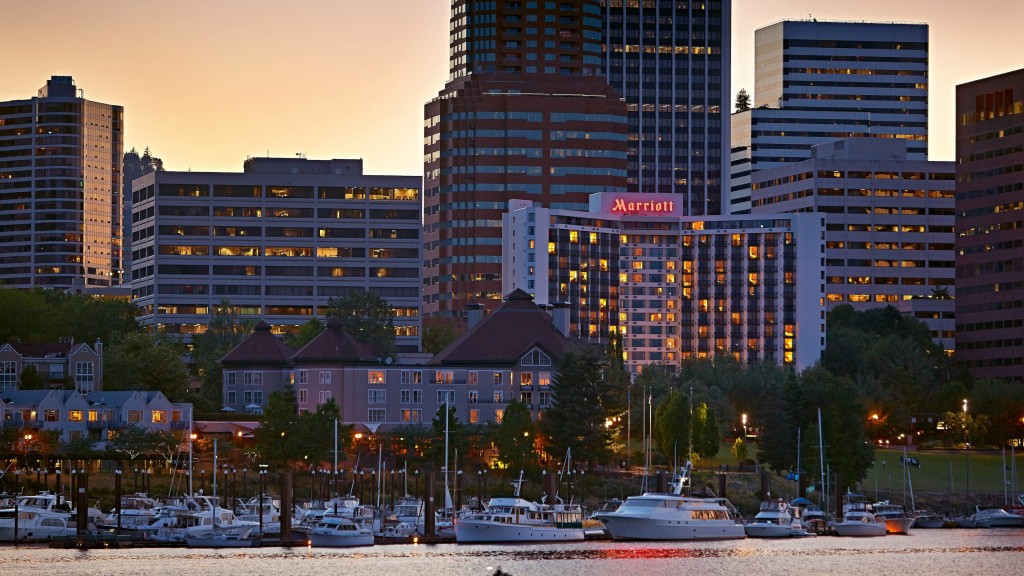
[872,501,915,534]
[971,506,1024,528]
[744,499,813,538]
[0,493,75,542]
[138,495,258,542]
[307,514,374,547]
[595,464,745,541]
[912,509,947,529]
[454,471,585,543]
[97,493,160,533]
[834,494,886,537]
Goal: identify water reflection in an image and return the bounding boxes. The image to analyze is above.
[6,529,1024,576]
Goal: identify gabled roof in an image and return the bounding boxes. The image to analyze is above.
[220,321,293,366]
[430,289,571,366]
[0,390,59,405]
[1,342,72,357]
[291,319,379,364]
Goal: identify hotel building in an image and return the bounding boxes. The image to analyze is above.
[130,158,422,352]
[0,76,124,289]
[730,21,928,214]
[955,69,1024,380]
[750,138,955,317]
[602,0,731,212]
[503,193,825,372]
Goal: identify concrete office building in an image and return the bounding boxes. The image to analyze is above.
[424,0,628,318]
[955,69,1024,380]
[730,21,928,214]
[130,158,422,352]
[503,193,825,372]
[602,0,731,213]
[750,138,955,318]
[0,76,124,289]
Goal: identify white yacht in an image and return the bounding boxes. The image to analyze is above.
[97,493,160,533]
[0,493,75,542]
[138,495,258,542]
[744,499,813,538]
[834,495,886,537]
[595,465,745,541]
[971,506,1024,528]
[454,472,585,544]
[872,501,915,533]
[307,514,375,547]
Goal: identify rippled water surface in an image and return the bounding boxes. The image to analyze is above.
[5,529,1023,576]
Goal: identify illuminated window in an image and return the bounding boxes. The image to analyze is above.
[68,410,84,422]
[369,371,385,384]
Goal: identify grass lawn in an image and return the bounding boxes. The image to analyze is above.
[862,447,1022,498]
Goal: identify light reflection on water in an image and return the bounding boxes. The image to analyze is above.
[5,529,1023,576]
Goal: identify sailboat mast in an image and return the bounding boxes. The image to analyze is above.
[817,408,825,513]
[212,437,218,527]
[444,398,450,508]
[188,407,193,495]
[334,418,339,498]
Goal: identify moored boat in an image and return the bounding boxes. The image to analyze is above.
[744,499,811,538]
[307,514,375,547]
[454,471,584,544]
[872,501,915,534]
[834,494,886,537]
[971,506,1024,528]
[595,464,745,541]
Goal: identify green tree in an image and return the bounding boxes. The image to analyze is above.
[57,295,142,344]
[422,318,460,355]
[295,399,350,465]
[0,288,53,342]
[493,400,535,472]
[699,405,721,459]
[107,425,158,461]
[19,365,43,390]
[735,88,752,112]
[429,403,469,469]
[731,437,749,463]
[254,390,301,465]
[103,331,191,401]
[653,389,691,462]
[541,345,619,468]
[284,318,324,350]
[60,435,99,458]
[327,291,396,357]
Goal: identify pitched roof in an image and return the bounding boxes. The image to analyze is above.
[220,321,293,365]
[431,289,571,365]
[2,342,72,357]
[291,319,379,364]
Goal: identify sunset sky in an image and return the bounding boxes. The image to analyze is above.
[2,0,1021,177]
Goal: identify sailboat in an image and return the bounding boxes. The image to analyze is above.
[185,438,260,547]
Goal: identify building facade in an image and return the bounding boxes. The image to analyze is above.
[730,21,928,213]
[221,290,574,428]
[0,389,190,445]
[130,158,422,351]
[0,76,124,289]
[602,0,731,212]
[750,139,955,319]
[0,339,103,395]
[503,193,825,372]
[954,69,1024,380]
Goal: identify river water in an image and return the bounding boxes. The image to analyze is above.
[5,529,1022,576]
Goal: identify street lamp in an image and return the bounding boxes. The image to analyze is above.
[963,398,970,497]
[742,413,748,440]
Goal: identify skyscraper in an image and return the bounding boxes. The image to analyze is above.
[0,76,124,289]
[954,69,1024,381]
[423,0,629,318]
[602,0,731,214]
[730,21,928,213]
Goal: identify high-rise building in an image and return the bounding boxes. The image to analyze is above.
[750,138,955,318]
[602,0,731,213]
[130,158,423,353]
[423,0,629,318]
[0,76,124,289]
[954,69,1024,381]
[504,194,825,372]
[730,21,928,214]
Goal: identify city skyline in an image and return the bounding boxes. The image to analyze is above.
[2,0,1022,177]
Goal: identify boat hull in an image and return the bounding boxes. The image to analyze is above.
[882,516,915,534]
[834,522,886,537]
[454,519,584,543]
[744,523,795,538]
[975,517,1024,528]
[600,515,746,541]
[307,532,375,547]
[185,536,260,548]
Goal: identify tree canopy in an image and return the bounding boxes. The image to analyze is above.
[735,88,752,112]
[103,331,191,402]
[326,291,396,358]
[493,400,536,472]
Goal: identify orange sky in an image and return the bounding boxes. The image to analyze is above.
[2,0,1021,176]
